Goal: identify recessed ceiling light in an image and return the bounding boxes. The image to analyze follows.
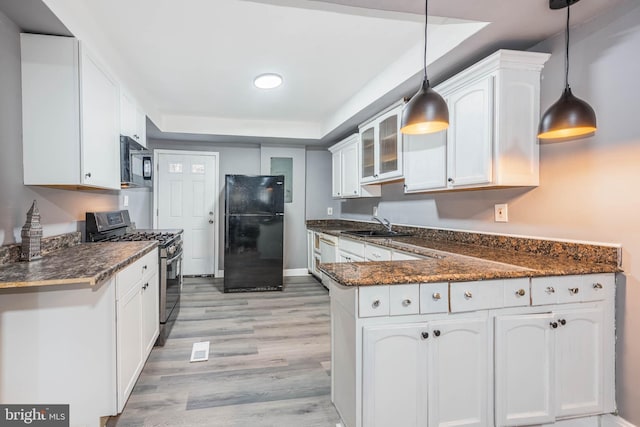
[254,73,283,89]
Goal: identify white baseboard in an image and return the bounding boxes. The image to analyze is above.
[216,270,224,277]
[284,268,310,277]
[602,414,637,427]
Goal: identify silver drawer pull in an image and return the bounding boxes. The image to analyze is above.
[568,287,580,295]
[402,299,412,307]
[372,300,381,308]
[464,291,473,299]
[432,292,441,301]
[593,283,603,290]
[515,289,526,297]
[545,286,555,294]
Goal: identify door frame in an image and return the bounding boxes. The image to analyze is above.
[153,149,220,276]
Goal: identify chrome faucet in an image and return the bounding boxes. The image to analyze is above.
[372,216,392,232]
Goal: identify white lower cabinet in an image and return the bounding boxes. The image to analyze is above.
[495,306,605,426]
[330,273,615,427]
[115,250,159,412]
[363,318,489,427]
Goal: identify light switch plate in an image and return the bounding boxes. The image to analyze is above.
[327,207,333,216]
[123,195,129,207]
[373,206,378,216]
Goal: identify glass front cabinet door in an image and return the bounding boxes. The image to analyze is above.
[359,104,403,184]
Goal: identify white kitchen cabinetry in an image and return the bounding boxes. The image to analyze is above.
[330,272,615,427]
[403,50,550,193]
[495,306,607,426]
[307,230,315,274]
[363,318,489,427]
[21,34,120,190]
[115,249,159,412]
[339,236,366,263]
[329,135,380,198]
[120,88,147,147]
[359,104,403,184]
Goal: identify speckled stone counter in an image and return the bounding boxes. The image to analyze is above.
[308,219,621,286]
[0,241,158,289]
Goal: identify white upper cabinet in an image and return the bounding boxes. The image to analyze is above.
[404,50,550,193]
[21,34,120,190]
[120,88,147,147]
[359,104,403,184]
[329,134,380,199]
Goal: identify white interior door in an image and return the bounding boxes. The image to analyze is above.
[155,151,218,275]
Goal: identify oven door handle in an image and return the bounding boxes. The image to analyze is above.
[166,249,183,265]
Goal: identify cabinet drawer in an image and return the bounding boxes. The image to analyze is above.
[392,250,422,261]
[389,285,419,316]
[420,282,449,313]
[531,275,600,305]
[359,286,390,317]
[117,250,157,299]
[503,278,531,307]
[339,237,365,258]
[581,273,614,302]
[450,280,504,312]
[365,244,391,261]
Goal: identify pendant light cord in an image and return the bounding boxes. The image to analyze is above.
[423,0,428,82]
[564,0,571,90]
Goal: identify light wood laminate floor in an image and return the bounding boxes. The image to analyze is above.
[108,276,341,427]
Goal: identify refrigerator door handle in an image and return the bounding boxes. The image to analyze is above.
[276,213,285,216]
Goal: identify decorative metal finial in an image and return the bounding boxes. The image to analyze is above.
[20,200,43,261]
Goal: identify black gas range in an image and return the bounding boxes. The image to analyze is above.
[86,210,183,346]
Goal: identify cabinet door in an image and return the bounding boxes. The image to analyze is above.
[79,46,120,190]
[331,150,342,197]
[555,307,604,418]
[377,111,402,180]
[341,142,360,197]
[403,131,447,192]
[120,90,137,138]
[447,77,494,188]
[141,271,159,358]
[363,324,428,427]
[135,105,147,147]
[428,318,489,427]
[361,127,375,181]
[116,284,143,412]
[495,313,555,426]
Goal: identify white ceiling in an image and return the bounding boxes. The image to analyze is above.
[10,0,630,145]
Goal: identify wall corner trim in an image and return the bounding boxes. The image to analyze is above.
[602,414,637,427]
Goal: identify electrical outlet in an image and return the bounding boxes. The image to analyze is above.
[123,195,129,207]
[373,206,378,216]
[327,207,333,216]
[495,204,508,222]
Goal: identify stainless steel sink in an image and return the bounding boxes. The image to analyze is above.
[341,229,413,238]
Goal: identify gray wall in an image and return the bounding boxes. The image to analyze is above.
[0,9,119,244]
[305,149,342,220]
[337,1,640,422]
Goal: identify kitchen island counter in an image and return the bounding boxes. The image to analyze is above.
[308,220,621,286]
[0,240,158,289]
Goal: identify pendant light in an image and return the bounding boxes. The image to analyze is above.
[400,0,449,135]
[538,0,596,141]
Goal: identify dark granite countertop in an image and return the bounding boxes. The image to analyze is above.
[308,221,621,286]
[0,241,158,289]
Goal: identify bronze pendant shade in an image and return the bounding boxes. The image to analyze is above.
[538,0,596,141]
[400,0,449,135]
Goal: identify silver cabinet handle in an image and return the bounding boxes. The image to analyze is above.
[432,292,441,300]
[464,291,473,299]
[558,319,566,326]
[550,321,558,329]
[593,283,603,290]
[421,331,429,340]
[568,287,580,295]
[353,190,357,194]
[372,300,380,308]
[515,289,526,297]
[448,177,454,183]
[85,172,92,178]
[402,299,412,307]
[209,219,214,224]
[433,330,441,337]
[545,286,555,294]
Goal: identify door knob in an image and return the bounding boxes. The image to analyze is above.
[464,291,473,299]
[432,292,441,300]
[515,289,526,297]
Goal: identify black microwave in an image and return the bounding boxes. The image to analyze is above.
[120,135,152,188]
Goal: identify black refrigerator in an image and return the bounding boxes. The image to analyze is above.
[224,175,285,292]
